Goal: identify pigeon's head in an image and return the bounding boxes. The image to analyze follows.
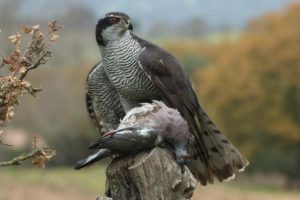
[96,12,133,46]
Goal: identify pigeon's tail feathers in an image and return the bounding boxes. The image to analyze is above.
[74,149,111,170]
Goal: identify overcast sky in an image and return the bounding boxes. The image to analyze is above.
[2,0,300,31]
[88,0,300,29]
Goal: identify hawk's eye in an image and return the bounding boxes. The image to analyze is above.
[111,17,120,24]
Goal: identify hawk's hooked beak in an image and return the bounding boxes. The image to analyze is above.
[128,23,133,31]
[126,19,133,31]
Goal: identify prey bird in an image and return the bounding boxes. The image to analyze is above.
[75,101,190,170]
[85,12,248,185]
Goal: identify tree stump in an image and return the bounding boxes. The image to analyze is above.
[105,147,197,200]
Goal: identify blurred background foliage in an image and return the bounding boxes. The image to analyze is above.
[162,3,300,183]
[196,4,300,181]
[1,0,300,197]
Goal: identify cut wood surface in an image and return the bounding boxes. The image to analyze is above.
[105,147,196,200]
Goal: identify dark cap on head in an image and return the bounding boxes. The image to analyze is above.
[105,12,131,20]
[96,12,133,46]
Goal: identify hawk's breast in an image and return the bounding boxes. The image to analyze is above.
[102,35,160,101]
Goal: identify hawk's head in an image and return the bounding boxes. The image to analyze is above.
[96,12,133,46]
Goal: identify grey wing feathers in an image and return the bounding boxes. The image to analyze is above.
[134,36,248,185]
[74,149,111,170]
[86,62,125,134]
[86,86,102,133]
[89,128,158,152]
[75,127,158,170]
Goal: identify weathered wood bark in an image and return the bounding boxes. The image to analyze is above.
[105,147,196,200]
[96,197,112,200]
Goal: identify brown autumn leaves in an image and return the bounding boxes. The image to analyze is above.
[0,21,62,167]
[162,4,300,179]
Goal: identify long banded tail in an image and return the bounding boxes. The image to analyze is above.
[188,106,249,185]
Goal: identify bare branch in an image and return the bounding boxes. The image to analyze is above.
[19,50,50,80]
[0,147,55,167]
[23,86,43,97]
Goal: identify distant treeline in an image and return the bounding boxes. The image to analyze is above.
[166,3,300,182]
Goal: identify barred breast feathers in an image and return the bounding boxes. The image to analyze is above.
[86,63,102,132]
[86,62,125,134]
[99,31,159,103]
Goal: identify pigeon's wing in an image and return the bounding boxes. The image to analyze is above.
[86,62,125,134]
[74,149,111,170]
[76,127,158,170]
[89,127,158,152]
[134,35,248,185]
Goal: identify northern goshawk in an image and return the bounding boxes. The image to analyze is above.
[85,12,248,185]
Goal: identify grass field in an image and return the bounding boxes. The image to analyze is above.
[0,167,299,200]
